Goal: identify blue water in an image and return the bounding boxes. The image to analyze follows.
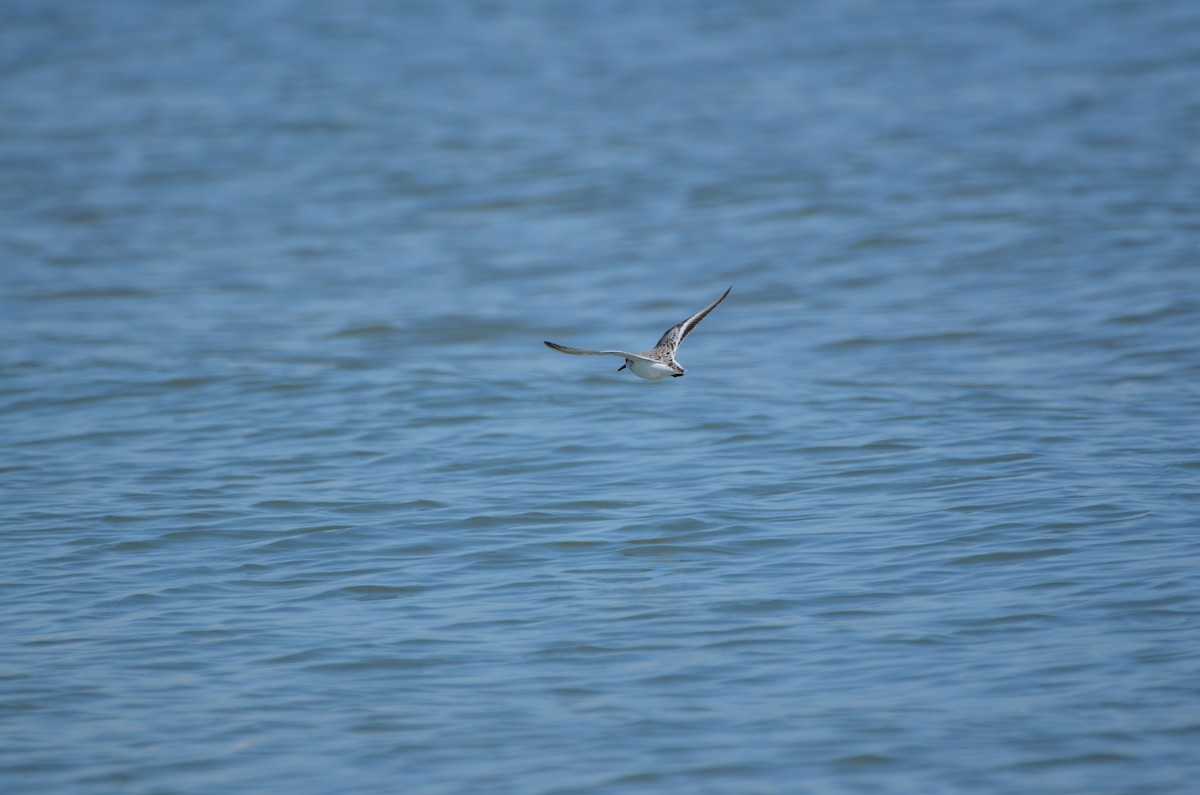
[3,2,1199,793]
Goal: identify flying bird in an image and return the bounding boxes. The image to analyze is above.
[544,286,731,380]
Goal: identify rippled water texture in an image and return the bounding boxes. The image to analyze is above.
[3,1,1199,793]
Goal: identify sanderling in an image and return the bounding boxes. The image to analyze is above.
[544,286,731,380]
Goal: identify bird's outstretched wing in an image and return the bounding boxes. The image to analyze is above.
[543,341,657,363]
[650,286,732,356]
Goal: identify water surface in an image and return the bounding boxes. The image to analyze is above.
[3,2,1199,793]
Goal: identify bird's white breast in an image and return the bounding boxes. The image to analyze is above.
[627,359,678,380]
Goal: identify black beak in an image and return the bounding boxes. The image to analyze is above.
[617,364,626,371]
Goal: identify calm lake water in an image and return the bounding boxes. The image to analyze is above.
[3,1,1199,793]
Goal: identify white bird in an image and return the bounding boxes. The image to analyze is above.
[544,286,731,380]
